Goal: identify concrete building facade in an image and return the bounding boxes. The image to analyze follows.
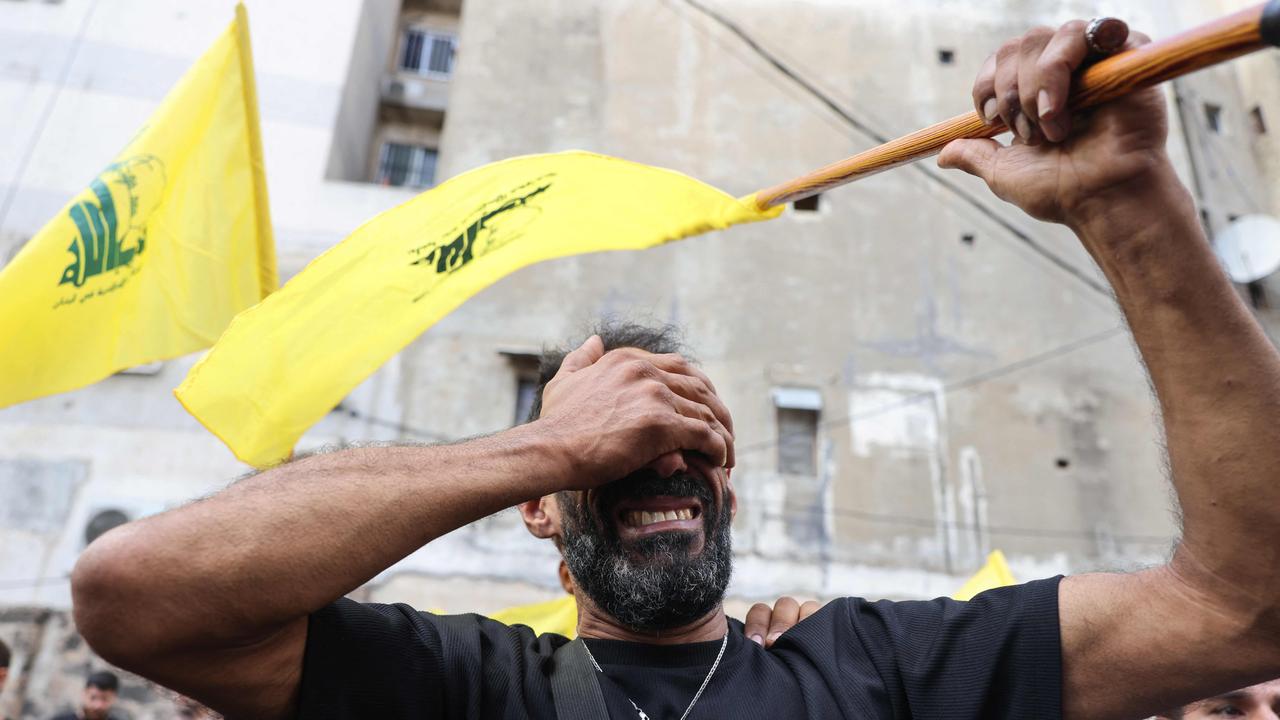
[1,0,1278,715]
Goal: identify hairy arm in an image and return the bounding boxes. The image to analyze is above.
[73,434,562,718]
[71,339,733,719]
[942,20,1280,720]
[1056,171,1280,719]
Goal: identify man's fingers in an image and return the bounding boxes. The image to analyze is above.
[937,138,1000,184]
[1016,27,1054,144]
[799,600,822,621]
[659,370,734,437]
[766,596,801,647]
[1122,31,1152,50]
[559,335,604,374]
[648,353,719,395]
[669,415,729,468]
[744,603,771,646]
[992,39,1022,136]
[973,51,998,122]
[668,394,734,468]
[1035,20,1090,141]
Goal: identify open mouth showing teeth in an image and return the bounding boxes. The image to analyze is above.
[623,507,699,527]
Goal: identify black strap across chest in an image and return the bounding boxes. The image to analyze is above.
[550,638,611,720]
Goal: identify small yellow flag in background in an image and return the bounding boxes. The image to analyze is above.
[490,594,580,639]
[176,150,781,467]
[0,4,275,409]
[952,550,1018,601]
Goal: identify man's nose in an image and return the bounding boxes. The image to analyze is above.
[644,451,687,478]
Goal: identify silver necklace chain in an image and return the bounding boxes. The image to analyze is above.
[580,630,729,720]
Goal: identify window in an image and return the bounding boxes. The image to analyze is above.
[401,29,457,78]
[793,194,821,213]
[504,352,541,425]
[1204,102,1224,133]
[1251,106,1267,135]
[774,387,821,476]
[937,48,955,65]
[514,377,538,425]
[375,143,438,188]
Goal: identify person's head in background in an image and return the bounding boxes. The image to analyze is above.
[1159,679,1280,719]
[0,637,9,695]
[79,670,119,720]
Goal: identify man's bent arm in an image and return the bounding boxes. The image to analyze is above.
[940,22,1280,720]
[73,433,562,718]
[1056,168,1280,719]
[71,340,734,719]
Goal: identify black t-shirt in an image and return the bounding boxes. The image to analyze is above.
[298,576,1062,719]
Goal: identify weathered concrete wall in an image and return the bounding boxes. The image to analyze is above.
[1,0,1277,628]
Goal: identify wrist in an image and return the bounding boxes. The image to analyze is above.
[502,419,579,496]
[1065,159,1197,246]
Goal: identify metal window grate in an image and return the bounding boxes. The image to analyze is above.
[777,407,819,476]
[400,28,456,78]
[375,143,438,188]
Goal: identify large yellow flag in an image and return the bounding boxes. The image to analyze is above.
[0,4,275,408]
[176,151,780,467]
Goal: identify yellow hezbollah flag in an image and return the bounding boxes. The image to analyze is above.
[176,150,780,467]
[953,550,1018,601]
[490,595,579,638]
[0,4,274,408]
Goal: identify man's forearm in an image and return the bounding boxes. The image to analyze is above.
[1072,166,1280,599]
[72,423,565,659]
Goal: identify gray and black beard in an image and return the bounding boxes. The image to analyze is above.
[558,472,733,633]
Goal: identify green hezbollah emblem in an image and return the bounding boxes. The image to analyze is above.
[407,178,551,302]
[59,155,167,288]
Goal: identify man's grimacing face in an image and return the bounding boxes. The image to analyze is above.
[554,454,736,633]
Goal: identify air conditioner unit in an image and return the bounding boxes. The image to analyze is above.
[382,77,407,102]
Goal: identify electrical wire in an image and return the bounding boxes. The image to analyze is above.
[735,324,1127,457]
[330,403,454,442]
[757,505,1172,545]
[675,0,1114,300]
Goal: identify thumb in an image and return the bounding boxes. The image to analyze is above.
[938,138,1000,184]
[559,334,605,374]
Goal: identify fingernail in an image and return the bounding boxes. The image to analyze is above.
[767,632,781,644]
[751,634,764,646]
[1037,89,1054,119]
[1014,112,1032,141]
[982,97,998,123]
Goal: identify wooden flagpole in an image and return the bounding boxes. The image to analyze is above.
[753,0,1280,210]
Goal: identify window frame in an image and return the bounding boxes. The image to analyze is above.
[400,27,457,79]
[375,142,439,189]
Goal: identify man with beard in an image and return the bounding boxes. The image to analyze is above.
[71,18,1280,720]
